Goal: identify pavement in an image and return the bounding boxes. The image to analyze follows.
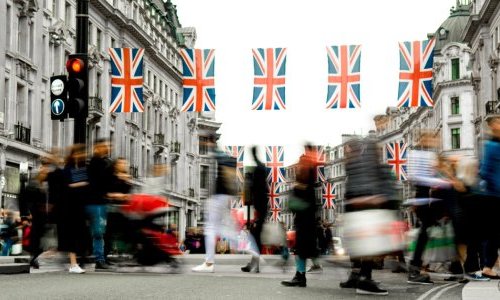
[2,253,500,299]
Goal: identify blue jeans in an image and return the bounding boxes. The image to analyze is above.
[1,238,14,256]
[86,205,107,263]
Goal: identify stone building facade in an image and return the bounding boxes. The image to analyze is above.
[0,0,220,241]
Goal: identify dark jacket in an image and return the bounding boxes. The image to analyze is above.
[344,138,398,212]
[479,137,500,197]
[214,149,237,195]
[293,154,319,259]
[20,177,47,219]
[88,156,113,205]
[251,159,268,219]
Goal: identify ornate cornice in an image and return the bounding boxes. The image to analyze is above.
[48,20,70,46]
[14,0,38,19]
[88,45,106,68]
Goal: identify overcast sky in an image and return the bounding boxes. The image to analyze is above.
[176,0,455,165]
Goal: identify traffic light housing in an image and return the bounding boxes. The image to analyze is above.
[66,54,88,119]
[50,75,68,121]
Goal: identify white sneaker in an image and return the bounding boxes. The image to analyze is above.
[69,265,86,274]
[191,263,214,273]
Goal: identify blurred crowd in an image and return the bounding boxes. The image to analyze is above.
[0,116,499,297]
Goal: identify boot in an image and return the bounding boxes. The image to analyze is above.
[340,271,360,288]
[241,256,259,273]
[281,271,306,287]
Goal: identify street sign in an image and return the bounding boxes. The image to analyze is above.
[50,79,65,96]
[50,75,68,120]
[51,99,65,116]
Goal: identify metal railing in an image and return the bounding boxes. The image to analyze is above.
[129,165,139,179]
[486,101,500,115]
[89,96,104,115]
[14,122,30,144]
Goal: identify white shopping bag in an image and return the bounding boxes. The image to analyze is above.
[343,209,403,258]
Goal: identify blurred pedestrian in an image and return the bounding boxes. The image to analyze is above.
[241,146,268,273]
[456,158,490,281]
[192,134,244,273]
[105,157,133,258]
[281,144,319,288]
[339,136,397,295]
[478,116,500,279]
[60,144,90,274]
[406,132,452,285]
[87,138,113,270]
[19,159,50,266]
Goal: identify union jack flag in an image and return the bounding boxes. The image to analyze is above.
[180,49,216,112]
[386,141,408,181]
[231,197,243,209]
[109,48,144,112]
[268,182,283,222]
[322,182,336,209]
[225,146,245,183]
[268,182,282,202]
[313,145,326,163]
[311,146,326,182]
[252,48,287,110]
[397,39,435,108]
[317,166,326,183]
[266,146,286,184]
[326,45,361,109]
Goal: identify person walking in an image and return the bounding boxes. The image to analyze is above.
[339,136,397,295]
[241,146,268,273]
[455,158,490,281]
[478,116,500,279]
[192,134,244,273]
[59,144,90,274]
[19,159,50,268]
[406,132,452,285]
[87,138,114,270]
[281,144,319,288]
[105,157,133,259]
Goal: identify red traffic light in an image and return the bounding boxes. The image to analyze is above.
[66,58,85,73]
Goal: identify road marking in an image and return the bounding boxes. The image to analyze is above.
[416,283,456,300]
[430,283,461,300]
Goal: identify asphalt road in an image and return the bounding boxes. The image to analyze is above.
[1,263,464,299]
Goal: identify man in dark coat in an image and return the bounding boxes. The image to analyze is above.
[241,146,268,272]
[87,138,113,269]
[281,144,319,287]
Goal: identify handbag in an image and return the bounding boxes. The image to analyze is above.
[261,222,286,246]
[343,209,403,258]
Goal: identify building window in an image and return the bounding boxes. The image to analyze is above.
[96,28,102,51]
[6,5,11,49]
[111,37,116,48]
[200,165,209,189]
[451,58,460,80]
[199,136,208,155]
[451,128,460,149]
[88,22,93,44]
[96,72,101,97]
[450,97,460,115]
[65,1,71,27]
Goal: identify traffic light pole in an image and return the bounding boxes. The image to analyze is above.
[74,0,89,144]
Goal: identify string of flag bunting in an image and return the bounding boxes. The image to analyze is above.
[217,141,407,220]
[107,39,435,113]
